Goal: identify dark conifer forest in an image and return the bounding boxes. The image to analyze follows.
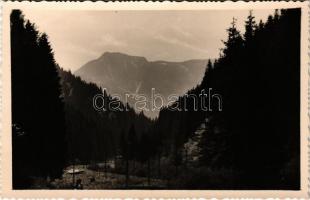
[11,10,66,188]
[11,8,300,189]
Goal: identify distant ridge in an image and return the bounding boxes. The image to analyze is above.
[75,52,211,118]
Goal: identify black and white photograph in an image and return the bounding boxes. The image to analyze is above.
[7,2,305,192]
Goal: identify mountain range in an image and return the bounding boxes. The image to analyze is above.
[75,52,209,118]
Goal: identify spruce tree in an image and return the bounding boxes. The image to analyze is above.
[11,10,66,188]
[244,11,257,42]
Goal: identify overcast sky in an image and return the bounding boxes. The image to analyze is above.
[22,9,274,71]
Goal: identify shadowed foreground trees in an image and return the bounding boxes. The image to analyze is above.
[11,10,66,188]
[11,9,154,189]
[154,8,300,189]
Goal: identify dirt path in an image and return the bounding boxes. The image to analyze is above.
[51,165,166,189]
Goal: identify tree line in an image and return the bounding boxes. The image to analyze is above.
[11,10,154,188]
[11,10,66,188]
[152,9,300,189]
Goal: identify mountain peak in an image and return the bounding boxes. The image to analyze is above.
[99,52,148,63]
[101,51,126,57]
[75,53,208,118]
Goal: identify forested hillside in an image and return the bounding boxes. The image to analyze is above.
[58,68,153,164]
[11,10,67,188]
[153,9,300,189]
[11,10,154,188]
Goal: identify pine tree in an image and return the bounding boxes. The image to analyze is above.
[155,8,301,189]
[224,18,243,51]
[207,59,213,71]
[128,124,137,160]
[244,10,257,42]
[11,10,66,188]
[221,17,244,65]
